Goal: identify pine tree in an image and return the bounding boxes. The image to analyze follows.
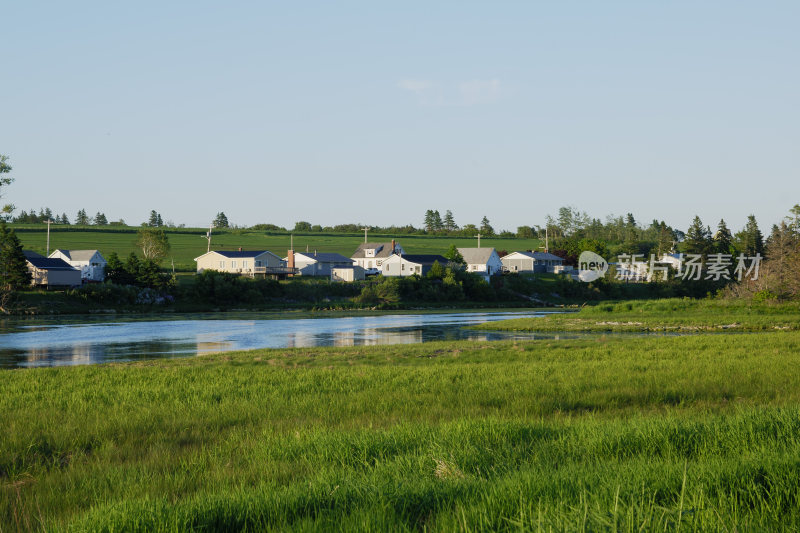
[60,213,70,225]
[148,210,159,227]
[156,213,163,227]
[713,219,734,254]
[213,212,229,228]
[0,222,32,294]
[76,209,89,225]
[684,216,713,255]
[480,216,494,236]
[423,210,436,232]
[431,210,443,231]
[94,212,108,225]
[443,210,457,232]
[735,215,764,256]
[444,244,465,264]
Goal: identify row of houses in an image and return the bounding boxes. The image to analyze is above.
[194,241,567,282]
[19,241,570,288]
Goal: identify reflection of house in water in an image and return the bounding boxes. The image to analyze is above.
[25,344,104,366]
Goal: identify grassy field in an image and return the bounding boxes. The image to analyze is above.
[9,225,541,272]
[476,298,800,332]
[3,330,800,531]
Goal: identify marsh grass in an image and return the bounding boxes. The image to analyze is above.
[477,298,800,332]
[3,332,800,530]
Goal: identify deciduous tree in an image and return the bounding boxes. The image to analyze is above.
[136,228,170,263]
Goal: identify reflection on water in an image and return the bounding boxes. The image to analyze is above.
[0,311,563,368]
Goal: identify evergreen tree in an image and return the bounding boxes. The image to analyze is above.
[480,216,494,236]
[0,155,14,220]
[214,212,229,228]
[156,213,163,227]
[93,212,108,225]
[735,215,764,256]
[60,213,70,225]
[713,219,734,254]
[684,216,713,255]
[0,222,32,310]
[443,210,457,232]
[431,210,443,231]
[423,210,436,232]
[76,209,89,225]
[657,221,674,256]
[148,210,159,227]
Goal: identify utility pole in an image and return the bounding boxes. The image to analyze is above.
[204,224,212,253]
[477,232,481,248]
[362,227,368,243]
[46,219,52,255]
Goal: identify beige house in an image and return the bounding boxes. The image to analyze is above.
[24,251,81,288]
[331,265,366,282]
[194,250,285,275]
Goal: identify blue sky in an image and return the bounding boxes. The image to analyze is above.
[2,1,798,233]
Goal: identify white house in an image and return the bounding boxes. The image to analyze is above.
[194,250,287,276]
[457,247,503,282]
[288,252,354,277]
[351,241,404,271]
[381,254,449,277]
[501,251,565,274]
[48,249,106,282]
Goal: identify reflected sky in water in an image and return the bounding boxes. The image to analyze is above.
[0,311,565,368]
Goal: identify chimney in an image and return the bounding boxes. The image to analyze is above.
[238,247,242,252]
[287,249,295,271]
[391,239,396,253]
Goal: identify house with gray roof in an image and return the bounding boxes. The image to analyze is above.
[350,240,404,271]
[457,247,503,282]
[49,249,106,282]
[501,251,565,274]
[289,252,354,277]
[381,254,449,277]
[194,249,290,277]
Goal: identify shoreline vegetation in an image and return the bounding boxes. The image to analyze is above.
[4,329,800,530]
[474,298,800,333]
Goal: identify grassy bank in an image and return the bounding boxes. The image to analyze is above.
[475,298,800,332]
[3,331,800,530]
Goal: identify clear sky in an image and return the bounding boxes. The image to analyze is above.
[2,1,798,233]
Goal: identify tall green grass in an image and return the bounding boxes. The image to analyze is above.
[478,298,800,332]
[3,332,800,530]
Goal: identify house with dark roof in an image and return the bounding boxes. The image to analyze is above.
[24,251,82,287]
[380,254,449,277]
[49,249,107,282]
[500,251,565,274]
[288,252,354,277]
[194,249,289,276]
[350,241,404,271]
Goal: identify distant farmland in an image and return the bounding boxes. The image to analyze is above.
[10,225,542,272]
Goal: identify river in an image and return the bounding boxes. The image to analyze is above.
[0,310,567,368]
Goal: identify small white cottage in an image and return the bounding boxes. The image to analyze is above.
[48,249,107,282]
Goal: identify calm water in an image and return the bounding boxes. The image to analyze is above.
[0,311,567,368]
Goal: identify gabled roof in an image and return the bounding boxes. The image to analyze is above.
[23,250,44,259]
[294,252,352,263]
[457,247,497,265]
[504,251,564,262]
[50,249,104,262]
[393,254,449,265]
[195,250,280,260]
[351,242,398,259]
[26,256,79,271]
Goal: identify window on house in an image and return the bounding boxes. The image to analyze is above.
[242,261,248,269]
[255,260,262,267]
[231,261,237,268]
[219,261,225,269]
[401,263,405,270]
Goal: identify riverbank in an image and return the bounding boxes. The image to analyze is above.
[474,298,800,332]
[3,331,800,530]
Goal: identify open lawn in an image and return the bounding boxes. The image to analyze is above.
[3,330,800,531]
[9,225,541,272]
[476,298,800,333]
